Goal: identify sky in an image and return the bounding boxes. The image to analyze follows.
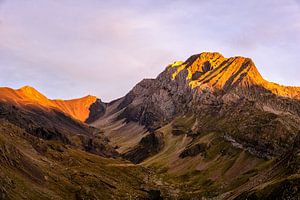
[0,0,300,101]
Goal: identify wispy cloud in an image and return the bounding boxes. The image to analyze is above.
[0,0,300,101]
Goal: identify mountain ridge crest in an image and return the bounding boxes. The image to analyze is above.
[167,52,300,99]
[0,86,98,122]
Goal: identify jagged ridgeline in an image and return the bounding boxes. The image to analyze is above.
[0,52,300,199]
[90,52,300,199]
[0,86,159,199]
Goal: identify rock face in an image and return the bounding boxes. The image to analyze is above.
[1,52,300,199]
[91,52,300,161]
[85,99,107,123]
[87,52,300,199]
[179,143,207,158]
[123,132,164,164]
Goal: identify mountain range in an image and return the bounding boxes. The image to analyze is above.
[0,52,299,199]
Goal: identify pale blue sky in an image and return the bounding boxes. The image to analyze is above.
[1,0,300,101]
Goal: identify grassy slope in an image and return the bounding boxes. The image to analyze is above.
[141,115,300,199]
[0,119,157,200]
[1,111,298,199]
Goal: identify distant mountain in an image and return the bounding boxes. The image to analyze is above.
[0,85,117,157]
[0,86,101,122]
[90,52,300,199]
[0,52,299,199]
[0,86,159,199]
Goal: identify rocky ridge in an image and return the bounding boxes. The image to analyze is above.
[0,86,100,122]
[88,52,300,199]
[0,52,299,199]
[91,52,300,161]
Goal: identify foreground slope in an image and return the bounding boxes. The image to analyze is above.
[90,52,300,199]
[0,86,160,199]
[0,119,159,200]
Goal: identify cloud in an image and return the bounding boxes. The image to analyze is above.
[0,0,300,101]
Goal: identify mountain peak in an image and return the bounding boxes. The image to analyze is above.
[0,86,99,122]
[16,85,50,103]
[170,52,264,90]
[197,52,225,60]
[18,85,41,93]
[166,52,300,99]
[83,95,97,100]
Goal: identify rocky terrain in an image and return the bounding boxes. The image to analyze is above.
[0,86,161,199]
[0,52,300,199]
[90,52,300,199]
[90,52,300,159]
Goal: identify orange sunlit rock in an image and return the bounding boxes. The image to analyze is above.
[53,95,97,122]
[170,52,300,100]
[0,86,97,122]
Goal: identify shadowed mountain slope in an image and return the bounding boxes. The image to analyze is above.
[90,52,300,199]
[91,52,300,158]
[0,52,299,199]
[0,87,160,199]
[0,86,116,157]
[0,119,160,200]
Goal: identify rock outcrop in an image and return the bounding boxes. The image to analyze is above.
[91,52,300,161]
[1,52,300,199]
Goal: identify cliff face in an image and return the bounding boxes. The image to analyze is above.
[91,52,300,160]
[0,52,300,199]
[87,52,300,199]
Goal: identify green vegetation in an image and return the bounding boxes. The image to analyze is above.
[140,116,300,199]
[0,120,156,200]
[235,176,300,200]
